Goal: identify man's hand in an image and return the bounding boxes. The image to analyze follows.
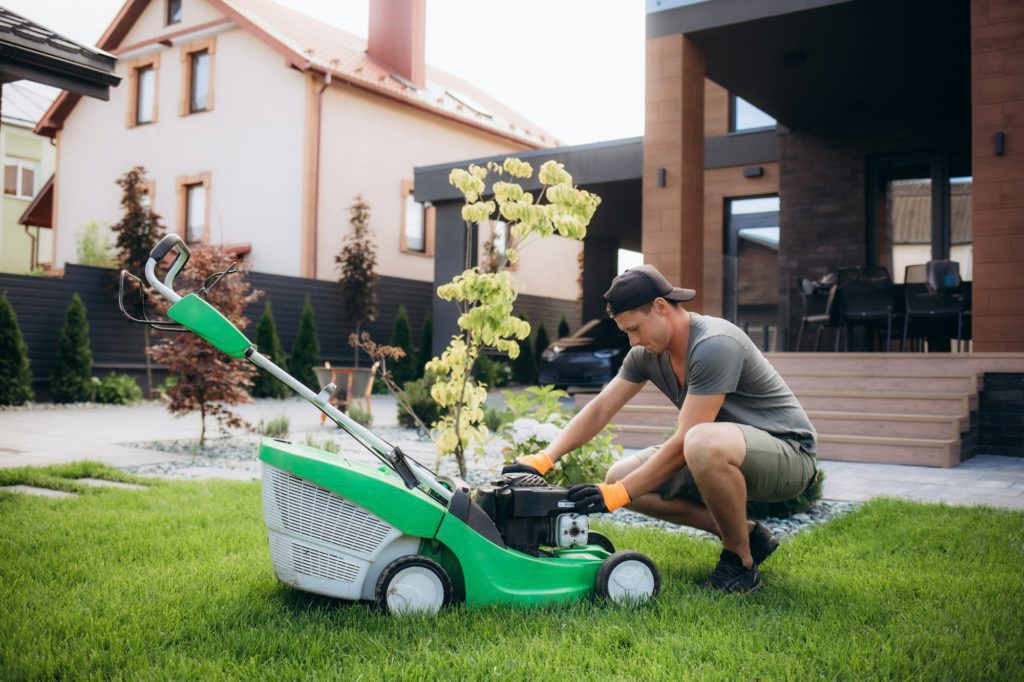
[567,481,631,514]
[501,451,554,476]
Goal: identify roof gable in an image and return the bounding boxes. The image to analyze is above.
[36,0,557,148]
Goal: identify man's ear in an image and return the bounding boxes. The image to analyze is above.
[653,298,668,315]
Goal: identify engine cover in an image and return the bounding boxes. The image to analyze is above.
[472,473,588,555]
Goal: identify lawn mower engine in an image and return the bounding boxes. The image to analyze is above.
[472,473,589,556]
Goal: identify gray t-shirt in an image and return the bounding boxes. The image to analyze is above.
[617,313,816,456]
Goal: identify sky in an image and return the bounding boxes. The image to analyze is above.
[4,0,646,146]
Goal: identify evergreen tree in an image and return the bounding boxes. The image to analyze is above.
[512,315,537,385]
[51,293,94,403]
[388,305,416,387]
[558,315,571,339]
[534,322,551,366]
[112,166,166,398]
[336,194,377,367]
[415,311,433,379]
[289,296,321,390]
[0,292,33,405]
[252,301,288,398]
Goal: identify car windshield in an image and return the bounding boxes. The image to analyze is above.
[570,318,626,345]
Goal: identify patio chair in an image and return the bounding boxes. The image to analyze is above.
[836,266,896,351]
[313,361,380,425]
[902,262,964,351]
[795,277,840,351]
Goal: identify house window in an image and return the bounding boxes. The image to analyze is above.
[480,220,517,273]
[3,157,38,199]
[167,0,182,25]
[127,54,160,127]
[177,173,211,243]
[136,66,155,123]
[729,95,776,132]
[180,38,216,116]
[400,180,434,255]
[139,181,155,209]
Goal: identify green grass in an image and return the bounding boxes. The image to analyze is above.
[1,465,1023,680]
[0,460,160,494]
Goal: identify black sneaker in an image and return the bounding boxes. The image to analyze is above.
[749,521,780,566]
[703,550,763,593]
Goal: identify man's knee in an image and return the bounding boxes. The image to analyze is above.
[684,423,744,471]
[604,455,642,484]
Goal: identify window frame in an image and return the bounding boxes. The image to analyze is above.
[728,94,776,134]
[399,179,435,256]
[139,180,156,210]
[3,157,39,200]
[166,0,182,25]
[180,37,216,116]
[126,53,160,128]
[176,172,212,244]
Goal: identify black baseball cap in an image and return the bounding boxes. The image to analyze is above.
[603,264,696,315]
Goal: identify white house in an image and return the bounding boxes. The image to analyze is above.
[36,0,582,304]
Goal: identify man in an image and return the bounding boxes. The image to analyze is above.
[504,265,817,593]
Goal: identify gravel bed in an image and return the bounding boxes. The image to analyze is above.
[125,427,859,539]
[0,400,164,412]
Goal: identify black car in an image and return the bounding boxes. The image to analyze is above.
[537,318,631,390]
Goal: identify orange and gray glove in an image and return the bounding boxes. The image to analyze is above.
[501,451,554,476]
[567,482,631,514]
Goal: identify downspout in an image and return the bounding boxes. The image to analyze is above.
[24,226,39,270]
[311,68,332,279]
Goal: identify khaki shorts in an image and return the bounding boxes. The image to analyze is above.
[634,424,817,503]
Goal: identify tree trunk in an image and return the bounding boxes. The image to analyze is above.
[353,321,362,368]
[144,326,153,399]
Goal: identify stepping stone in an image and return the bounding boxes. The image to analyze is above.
[0,485,76,498]
[75,478,148,490]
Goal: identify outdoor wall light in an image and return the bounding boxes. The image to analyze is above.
[658,168,667,187]
[743,166,764,178]
[995,132,1005,156]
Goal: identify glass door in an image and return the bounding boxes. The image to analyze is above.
[724,196,780,350]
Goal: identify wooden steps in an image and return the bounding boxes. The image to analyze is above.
[586,353,1024,468]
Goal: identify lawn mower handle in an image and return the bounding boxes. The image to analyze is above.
[139,233,453,502]
[145,234,191,304]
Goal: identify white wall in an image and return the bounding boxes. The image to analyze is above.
[317,85,580,300]
[55,24,307,275]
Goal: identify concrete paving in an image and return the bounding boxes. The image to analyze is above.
[1,396,1023,510]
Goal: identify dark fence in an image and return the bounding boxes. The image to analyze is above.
[0,264,579,396]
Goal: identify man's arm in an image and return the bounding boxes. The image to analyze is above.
[545,377,644,464]
[617,392,725,499]
[508,377,643,474]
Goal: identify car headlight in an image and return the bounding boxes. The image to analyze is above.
[594,348,621,359]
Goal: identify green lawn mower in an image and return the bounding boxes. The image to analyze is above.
[121,234,660,615]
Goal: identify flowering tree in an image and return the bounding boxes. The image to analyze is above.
[428,158,601,476]
[149,244,261,450]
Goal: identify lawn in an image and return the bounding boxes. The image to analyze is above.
[1,463,1022,680]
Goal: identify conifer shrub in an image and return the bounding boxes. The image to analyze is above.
[388,305,416,387]
[289,296,321,391]
[534,322,551,366]
[51,294,95,403]
[0,292,33,405]
[512,315,537,385]
[252,301,289,398]
[558,315,571,339]
[415,311,432,380]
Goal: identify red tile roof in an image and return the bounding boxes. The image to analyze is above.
[37,0,558,148]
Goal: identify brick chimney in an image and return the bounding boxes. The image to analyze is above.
[367,0,425,88]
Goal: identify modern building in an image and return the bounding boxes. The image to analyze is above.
[34,0,581,315]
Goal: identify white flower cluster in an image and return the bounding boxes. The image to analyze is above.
[509,417,562,446]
